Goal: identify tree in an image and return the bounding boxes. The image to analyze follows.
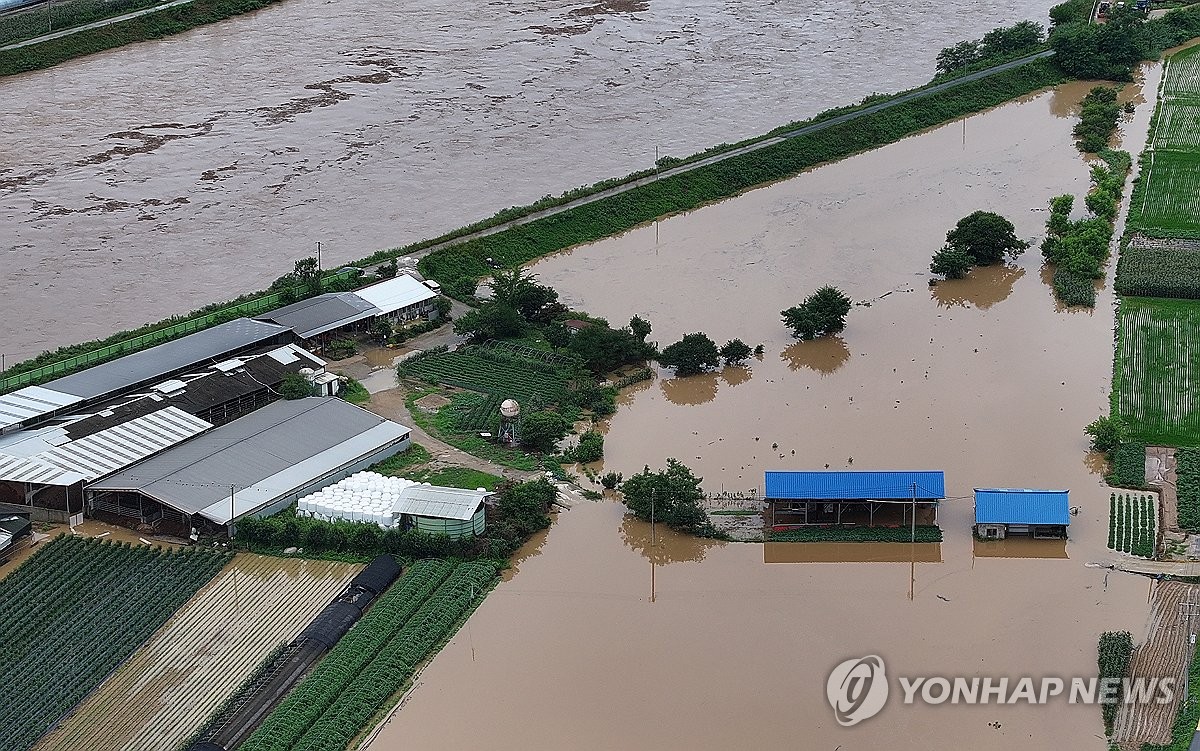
[936,40,981,75]
[376,258,398,279]
[620,459,715,535]
[432,296,452,321]
[570,430,604,463]
[781,286,852,340]
[372,319,393,343]
[930,246,973,279]
[495,479,555,536]
[630,315,652,342]
[978,20,1044,58]
[568,323,655,374]
[1086,414,1126,453]
[945,211,1028,266]
[279,373,315,400]
[719,339,752,365]
[519,411,570,453]
[293,257,322,297]
[659,333,720,376]
[544,321,572,349]
[489,266,562,322]
[445,276,478,300]
[453,302,523,342]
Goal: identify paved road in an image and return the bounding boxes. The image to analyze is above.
[0,0,196,52]
[401,50,1057,266]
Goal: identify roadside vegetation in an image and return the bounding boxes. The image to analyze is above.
[0,537,230,751]
[934,21,1046,79]
[1074,85,1123,152]
[0,0,168,46]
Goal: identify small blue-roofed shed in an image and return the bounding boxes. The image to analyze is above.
[974,488,1070,540]
[764,470,945,529]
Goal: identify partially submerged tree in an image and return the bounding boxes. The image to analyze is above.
[930,246,974,280]
[620,459,720,536]
[781,286,852,340]
[1086,414,1127,454]
[659,333,720,376]
[945,211,1028,266]
[630,315,652,342]
[719,339,753,366]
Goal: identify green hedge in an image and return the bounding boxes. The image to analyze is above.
[1177,448,1200,531]
[418,60,1064,286]
[769,525,943,543]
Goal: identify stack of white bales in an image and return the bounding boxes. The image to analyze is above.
[296,471,428,529]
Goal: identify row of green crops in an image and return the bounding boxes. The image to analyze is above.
[239,559,457,751]
[416,59,1066,286]
[399,343,578,431]
[1108,441,1148,488]
[0,536,230,751]
[1126,45,1200,239]
[239,560,496,751]
[1115,242,1200,298]
[1107,492,1156,558]
[769,525,943,543]
[1097,631,1134,736]
[1177,447,1200,531]
[1114,297,1200,445]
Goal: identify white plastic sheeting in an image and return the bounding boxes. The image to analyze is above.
[296,471,421,529]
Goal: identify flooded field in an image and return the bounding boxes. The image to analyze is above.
[0,0,1051,362]
[369,72,1166,750]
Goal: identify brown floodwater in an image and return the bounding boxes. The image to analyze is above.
[0,0,1052,362]
[368,69,1166,750]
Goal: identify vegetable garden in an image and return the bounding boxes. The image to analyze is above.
[1177,448,1200,531]
[33,555,359,751]
[1107,492,1157,558]
[240,559,496,751]
[399,341,578,432]
[0,536,230,751]
[1114,297,1200,445]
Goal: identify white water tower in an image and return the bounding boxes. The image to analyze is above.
[499,399,520,446]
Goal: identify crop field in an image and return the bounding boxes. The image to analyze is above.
[1162,45,1200,101]
[401,342,576,431]
[1177,448,1200,531]
[1115,297,1200,445]
[0,536,230,751]
[1130,150,1200,237]
[1115,244,1200,298]
[240,559,495,751]
[1108,492,1157,558]
[33,555,360,751]
[1152,100,1200,150]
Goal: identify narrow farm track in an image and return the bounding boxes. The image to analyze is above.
[1115,581,1200,748]
[34,554,361,751]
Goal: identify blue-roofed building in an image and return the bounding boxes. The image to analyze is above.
[764,470,945,529]
[974,488,1070,540]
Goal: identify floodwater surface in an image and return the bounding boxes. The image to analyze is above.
[0,0,1050,361]
[366,70,1164,750]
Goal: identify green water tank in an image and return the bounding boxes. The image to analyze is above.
[412,506,486,539]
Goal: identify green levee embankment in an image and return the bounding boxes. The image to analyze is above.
[0,0,284,78]
[415,60,1066,285]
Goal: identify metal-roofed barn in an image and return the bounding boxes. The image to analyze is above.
[86,397,412,536]
[0,318,290,434]
[765,470,945,529]
[974,488,1070,540]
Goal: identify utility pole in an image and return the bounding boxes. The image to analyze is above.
[47,0,52,32]
[316,241,322,272]
[909,482,918,602]
[651,489,656,546]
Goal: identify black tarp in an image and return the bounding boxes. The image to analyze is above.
[351,554,401,595]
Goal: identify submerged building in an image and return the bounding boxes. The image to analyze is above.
[973,488,1071,540]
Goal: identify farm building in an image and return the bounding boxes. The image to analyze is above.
[0,344,332,523]
[256,273,441,348]
[0,318,290,435]
[87,397,411,536]
[974,488,1070,540]
[765,470,945,528]
[393,485,490,538]
[0,503,32,561]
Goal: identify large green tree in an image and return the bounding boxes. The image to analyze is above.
[519,411,570,453]
[568,322,655,374]
[453,302,523,342]
[781,286,852,340]
[659,333,720,376]
[719,339,752,365]
[620,459,714,535]
[945,211,1028,266]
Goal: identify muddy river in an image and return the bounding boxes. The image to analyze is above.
[366,72,1163,750]
[0,0,1051,363]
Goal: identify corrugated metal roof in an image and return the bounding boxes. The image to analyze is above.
[764,471,945,500]
[353,275,437,316]
[90,398,410,523]
[0,452,87,486]
[256,294,379,339]
[44,318,290,400]
[974,488,1070,525]
[0,386,84,431]
[392,485,488,521]
[39,407,212,481]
